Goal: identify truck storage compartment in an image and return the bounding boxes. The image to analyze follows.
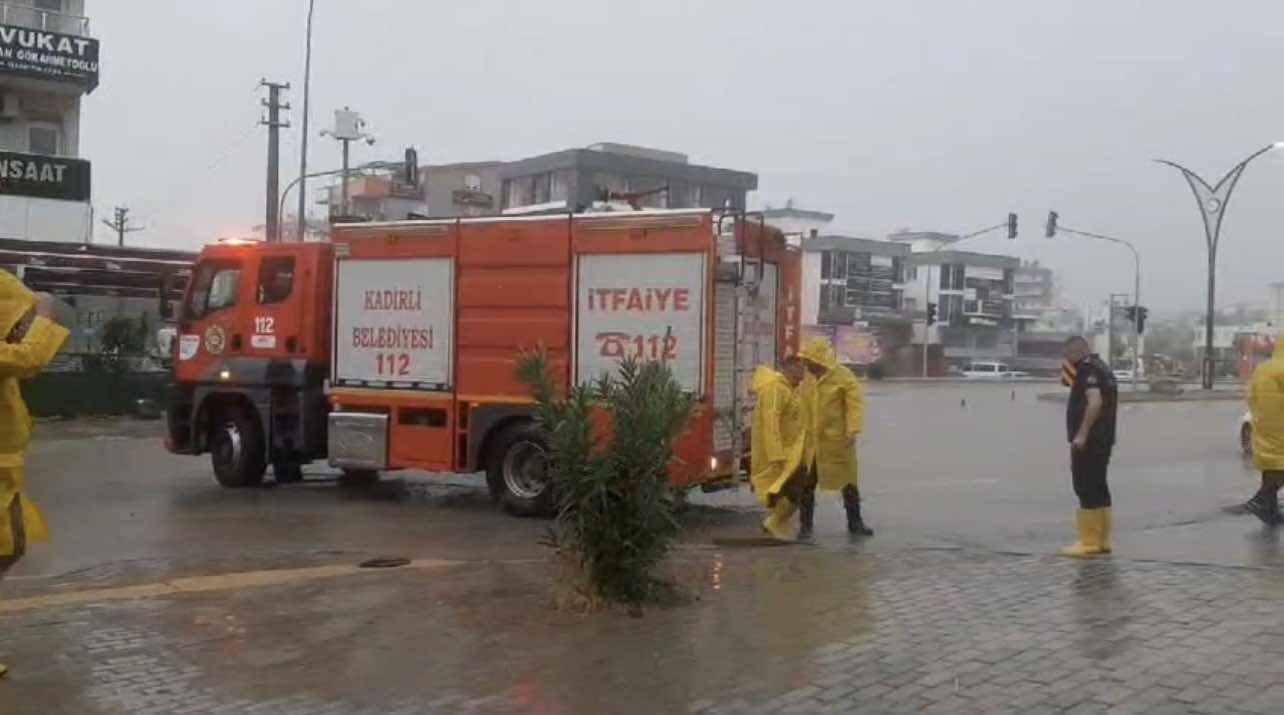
[327,411,389,470]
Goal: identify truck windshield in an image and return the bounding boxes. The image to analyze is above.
[185,263,241,319]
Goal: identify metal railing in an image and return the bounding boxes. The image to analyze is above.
[1,2,91,36]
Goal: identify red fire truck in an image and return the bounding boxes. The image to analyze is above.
[166,209,799,516]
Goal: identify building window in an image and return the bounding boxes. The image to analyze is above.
[952,265,965,290]
[550,170,571,202]
[939,264,951,290]
[503,176,535,208]
[532,172,551,204]
[35,0,64,11]
[28,123,60,156]
[690,184,704,207]
[463,173,482,192]
[832,252,848,280]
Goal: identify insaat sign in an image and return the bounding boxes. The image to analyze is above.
[0,150,91,201]
[0,24,100,90]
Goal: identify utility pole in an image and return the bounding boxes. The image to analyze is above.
[101,206,144,247]
[260,79,291,242]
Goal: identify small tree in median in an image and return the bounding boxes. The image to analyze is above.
[516,350,694,605]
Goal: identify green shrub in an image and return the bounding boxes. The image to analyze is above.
[516,350,694,605]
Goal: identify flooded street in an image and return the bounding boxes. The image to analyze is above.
[4,384,1282,713]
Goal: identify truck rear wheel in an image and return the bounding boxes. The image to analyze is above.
[487,425,555,518]
[210,407,267,488]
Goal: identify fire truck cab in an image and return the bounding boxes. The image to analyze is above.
[165,239,334,486]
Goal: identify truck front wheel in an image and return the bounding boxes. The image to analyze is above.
[210,407,267,488]
[487,425,555,518]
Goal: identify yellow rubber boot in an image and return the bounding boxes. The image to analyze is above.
[0,662,7,678]
[1061,509,1103,557]
[1098,508,1113,554]
[762,499,797,541]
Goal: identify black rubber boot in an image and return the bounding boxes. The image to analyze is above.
[797,489,815,542]
[842,485,873,537]
[1246,474,1283,527]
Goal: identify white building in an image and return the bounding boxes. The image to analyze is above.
[0,0,98,244]
[893,231,1021,366]
[762,203,834,241]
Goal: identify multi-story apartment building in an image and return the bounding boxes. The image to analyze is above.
[0,0,98,244]
[901,240,1020,367]
[1013,260,1057,321]
[784,231,915,372]
[423,161,502,217]
[499,143,757,214]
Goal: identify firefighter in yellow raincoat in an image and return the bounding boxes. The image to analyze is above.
[750,356,807,541]
[1244,337,1284,527]
[0,270,68,679]
[797,337,871,538]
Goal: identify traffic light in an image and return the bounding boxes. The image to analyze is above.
[926,302,938,326]
[1122,306,1136,323]
[1007,212,1018,239]
[1045,211,1058,238]
[1137,306,1148,334]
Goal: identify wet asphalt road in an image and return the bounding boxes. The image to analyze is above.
[6,383,1283,714]
[9,382,1265,588]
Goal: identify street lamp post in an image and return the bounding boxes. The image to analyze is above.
[1157,142,1284,389]
[294,0,316,243]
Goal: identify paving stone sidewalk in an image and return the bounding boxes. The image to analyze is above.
[4,547,1284,714]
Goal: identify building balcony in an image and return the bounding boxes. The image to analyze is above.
[1,2,90,36]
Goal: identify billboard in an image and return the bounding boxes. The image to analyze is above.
[0,23,99,90]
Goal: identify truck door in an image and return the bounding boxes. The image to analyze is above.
[247,249,302,357]
[176,258,245,377]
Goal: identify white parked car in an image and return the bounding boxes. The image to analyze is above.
[1241,412,1253,457]
[1113,369,1134,382]
[960,362,1028,380]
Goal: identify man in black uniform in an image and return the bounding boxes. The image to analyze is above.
[1061,336,1118,557]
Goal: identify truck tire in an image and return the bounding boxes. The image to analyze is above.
[487,424,555,518]
[210,407,267,488]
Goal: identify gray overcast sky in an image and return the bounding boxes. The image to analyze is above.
[83,0,1284,312]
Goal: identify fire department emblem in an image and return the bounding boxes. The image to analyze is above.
[204,325,227,355]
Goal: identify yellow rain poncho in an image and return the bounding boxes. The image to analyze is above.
[799,338,863,491]
[0,270,68,565]
[749,365,805,508]
[1249,338,1284,472]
